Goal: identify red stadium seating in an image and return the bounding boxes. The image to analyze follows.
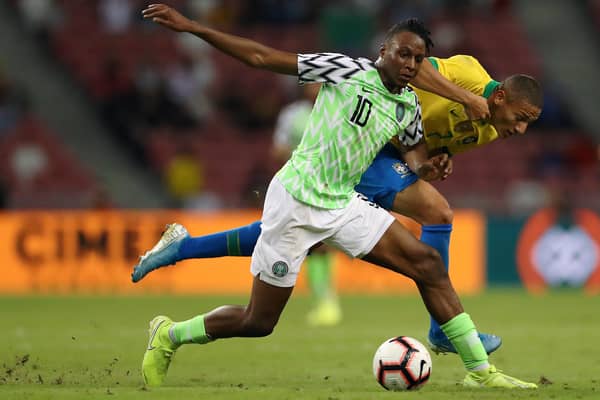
[14,1,595,210]
[0,116,98,208]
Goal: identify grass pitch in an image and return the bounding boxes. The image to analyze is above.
[1,289,599,399]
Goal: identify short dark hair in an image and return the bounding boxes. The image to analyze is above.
[384,19,434,53]
[501,74,544,108]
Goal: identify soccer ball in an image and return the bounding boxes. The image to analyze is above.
[372,336,432,391]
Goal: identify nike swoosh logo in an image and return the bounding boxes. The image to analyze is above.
[418,359,429,380]
[503,375,532,388]
[147,319,165,350]
[361,87,373,93]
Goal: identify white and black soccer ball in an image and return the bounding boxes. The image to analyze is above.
[372,336,432,391]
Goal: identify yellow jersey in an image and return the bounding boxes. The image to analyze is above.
[410,55,501,156]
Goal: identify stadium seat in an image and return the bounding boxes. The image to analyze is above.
[0,116,98,208]
[11,0,595,211]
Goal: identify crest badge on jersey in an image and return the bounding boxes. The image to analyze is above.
[454,121,475,133]
[461,135,478,145]
[272,261,289,278]
[392,161,411,177]
[395,103,405,123]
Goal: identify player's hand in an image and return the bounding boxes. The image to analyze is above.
[437,156,452,180]
[463,92,490,121]
[142,4,195,32]
[416,153,452,181]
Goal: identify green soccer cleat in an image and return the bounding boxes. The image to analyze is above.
[306,299,342,327]
[463,365,538,389]
[142,315,179,387]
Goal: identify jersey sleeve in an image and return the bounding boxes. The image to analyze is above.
[398,93,424,147]
[429,55,493,96]
[298,53,374,84]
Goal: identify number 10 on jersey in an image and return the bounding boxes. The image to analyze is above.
[350,95,373,127]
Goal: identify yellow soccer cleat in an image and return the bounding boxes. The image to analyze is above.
[463,365,537,389]
[142,315,179,387]
[307,299,342,327]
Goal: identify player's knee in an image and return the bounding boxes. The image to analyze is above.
[436,206,453,225]
[421,203,453,225]
[412,246,447,284]
[243,317,276,337]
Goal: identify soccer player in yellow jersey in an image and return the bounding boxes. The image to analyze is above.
[416,55,542,155]
[132,17,542,357]
[356,54,542,353]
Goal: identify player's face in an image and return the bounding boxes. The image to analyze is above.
[490,91,541,139]
[378,31,427,92]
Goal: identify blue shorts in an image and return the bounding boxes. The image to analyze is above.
[355,143,418,211]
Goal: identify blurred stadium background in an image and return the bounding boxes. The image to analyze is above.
[0,0,598,287]
[1,1,600,398]
[1,0,598,212]
[0,0,598,294]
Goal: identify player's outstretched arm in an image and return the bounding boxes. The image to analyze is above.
[411,58,489,120]
[142,4,298,75]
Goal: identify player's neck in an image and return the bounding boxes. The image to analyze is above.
[377,68,405,94]
[374,58,406,94]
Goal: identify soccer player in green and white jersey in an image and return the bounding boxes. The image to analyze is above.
[133,56,541,354]
[138,3,537,389]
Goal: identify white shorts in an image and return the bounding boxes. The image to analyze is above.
[250,178,395,287]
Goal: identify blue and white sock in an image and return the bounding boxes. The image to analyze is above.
[178,221,262,259]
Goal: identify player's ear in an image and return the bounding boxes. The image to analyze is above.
[492,89,506,106]
[378,43,386,59]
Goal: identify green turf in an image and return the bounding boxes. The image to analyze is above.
[1,289,599,399]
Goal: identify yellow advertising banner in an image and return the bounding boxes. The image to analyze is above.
[0,210,484,294]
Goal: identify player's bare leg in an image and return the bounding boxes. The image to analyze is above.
[363,220,536,388]
[364,220,461,324]
[141,274,293,386]
[391,180,501,354]
[203,275,294,338]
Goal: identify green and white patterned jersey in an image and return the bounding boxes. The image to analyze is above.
[276,53,423,209]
